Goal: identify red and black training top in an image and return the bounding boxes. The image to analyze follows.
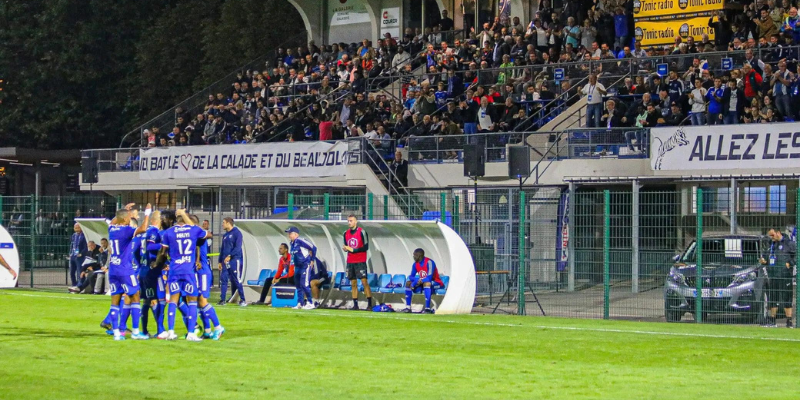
[343,226,369,264]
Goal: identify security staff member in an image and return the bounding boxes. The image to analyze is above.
[760,228,797,328]
[342,215,372,310]
[218,217,246,306]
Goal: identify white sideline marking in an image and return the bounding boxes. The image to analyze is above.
[223,304,800,343]
[0,292,98,301]
[4,291,800,343]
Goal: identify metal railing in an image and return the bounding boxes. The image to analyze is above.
[400,128,650,164]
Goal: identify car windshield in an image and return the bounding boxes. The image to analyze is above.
[680,238,762,265]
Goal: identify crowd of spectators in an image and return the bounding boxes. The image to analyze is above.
[140,0,800,158]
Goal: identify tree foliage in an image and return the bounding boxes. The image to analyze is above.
[0,0,303,149]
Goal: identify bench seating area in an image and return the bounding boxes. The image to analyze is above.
[247,269,450,295]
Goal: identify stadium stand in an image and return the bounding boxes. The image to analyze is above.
[135,1,800,165]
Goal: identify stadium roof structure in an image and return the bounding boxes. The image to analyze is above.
[0,147,80,166]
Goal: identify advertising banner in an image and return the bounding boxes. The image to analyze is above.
[330,0,371,26]
[650,123,800,171]
[139,141,349,180]
[380,7,400,38]
[633,0,724,19]
[634,16,715,46]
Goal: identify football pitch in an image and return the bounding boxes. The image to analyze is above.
[1,290,799,400]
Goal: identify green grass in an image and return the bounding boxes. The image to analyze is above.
[1,289,799,400]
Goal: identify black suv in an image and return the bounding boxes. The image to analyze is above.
[664,235,769,323]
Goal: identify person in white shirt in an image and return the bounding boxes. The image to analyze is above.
[582,74,607,128]
[477,97,496,132]
[688,79,708,125]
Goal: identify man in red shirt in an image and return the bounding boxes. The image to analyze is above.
[342,215,372,310]
[742,63,762,103]
[253,243,294,305]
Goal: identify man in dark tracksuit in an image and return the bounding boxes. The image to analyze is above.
[218,217,246,306]
[69,223,87,286]
[761,228,797,328]
[285,226,316,309]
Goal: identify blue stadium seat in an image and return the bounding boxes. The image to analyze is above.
[377,273,393,293]
[340,275,351,291]
[322,271,333,289]
[265,269,276,280]
[333,272,346,289]
[247,269,268,286]
[367,273,379,291]
[392,274,407,294]
[435,275,450,295]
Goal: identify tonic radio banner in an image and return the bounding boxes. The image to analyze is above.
[139,141,349,180]
[633,0,723,19]
[634,16,715,47]
[650,123,800,171]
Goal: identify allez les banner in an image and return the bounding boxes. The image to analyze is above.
[650,123,800,171]
[139,141,349,180]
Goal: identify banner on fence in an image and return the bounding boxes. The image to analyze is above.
[634,16,715,47]
[139,141,349,180]
[556,190,570,272]
[633,0,724,19]
[650,123,800,171]
[0,225,19,288]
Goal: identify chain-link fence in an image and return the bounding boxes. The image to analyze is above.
[508,185,799,328]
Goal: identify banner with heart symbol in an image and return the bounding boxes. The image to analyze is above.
[139,141,349,180]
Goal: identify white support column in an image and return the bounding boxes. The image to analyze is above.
[631,179,640,294]
[568,181,576,292]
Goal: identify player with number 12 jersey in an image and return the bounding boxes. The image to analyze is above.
[157,210,209,341]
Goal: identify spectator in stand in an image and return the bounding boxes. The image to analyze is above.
[389,151,408,187]
[771,60,795,119]
[706,77,725,125]
[476,96,497,133]
[723,78,745,124]
[440,9,454,32]
[626,103,658,153]
[709,11,732,51]
[688,79,708,126]
[756,8,780,41]
[613,7,629,51]
[582,74,607,128]
[742,63,763,103]
[664,102,685,126]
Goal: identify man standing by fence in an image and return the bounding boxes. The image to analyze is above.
[761,228,797,328]
[69,223,87,287]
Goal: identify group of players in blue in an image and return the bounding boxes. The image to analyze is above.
[100,204,225,341]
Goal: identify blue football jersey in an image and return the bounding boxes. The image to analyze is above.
[144,226,161,267]
[108,225,137,277]
[132,231,145,271]
[161,225,207,275]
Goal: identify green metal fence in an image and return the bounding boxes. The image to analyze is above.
[6,184,798,327]
[1,195,118,287]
